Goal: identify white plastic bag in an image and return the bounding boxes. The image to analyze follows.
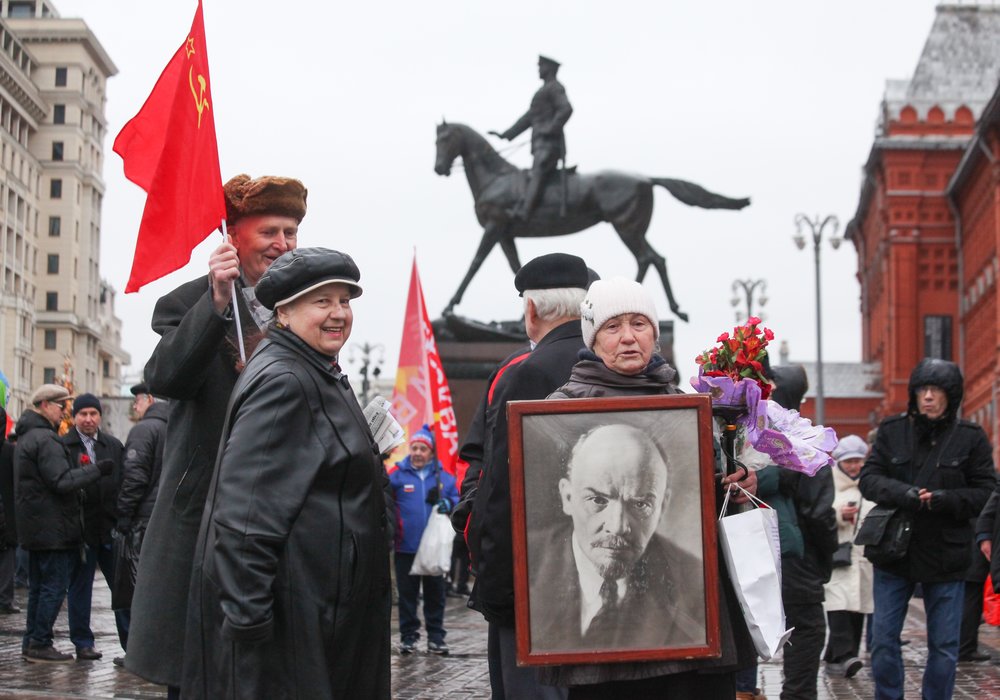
[718,486,794,660]
[409,511,454,576]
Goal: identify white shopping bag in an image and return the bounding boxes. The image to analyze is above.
[718,487,794,660]
[409,511,454,577]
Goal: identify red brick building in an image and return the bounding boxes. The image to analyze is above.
[847,5,1000,438]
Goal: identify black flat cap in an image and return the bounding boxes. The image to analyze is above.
[130,383,149,396]
[514,253,589,296]
[256,247,363,310]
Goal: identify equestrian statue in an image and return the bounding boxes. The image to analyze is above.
[435,57,750,323]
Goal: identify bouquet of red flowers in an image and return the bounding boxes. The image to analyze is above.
[695,316,773,400]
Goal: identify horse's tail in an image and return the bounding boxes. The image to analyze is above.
[652,178,750,210]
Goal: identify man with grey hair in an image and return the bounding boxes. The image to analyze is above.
[531,424,703,651]
[455,252,590,700]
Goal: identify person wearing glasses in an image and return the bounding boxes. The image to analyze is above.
[13,384,112,663]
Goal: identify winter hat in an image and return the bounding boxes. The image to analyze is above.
[223,174,307,225]
[832,434,869,463]
[72,393,102,416]
[255,248,362,310]
[29,383,71,406]
[513,253,589,295]
[410,424,435,450]
[579,277,659,350]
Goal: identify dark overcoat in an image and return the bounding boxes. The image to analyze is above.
[181,328,391,699]
[116,401,169,528]
[60,428,125,547]
[127,274,258,686]
[465,320,583,624]
[13,410,102,550]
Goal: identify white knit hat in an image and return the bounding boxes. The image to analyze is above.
[832,434,869,462]
[579,277,660,350]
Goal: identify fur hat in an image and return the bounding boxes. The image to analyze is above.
[224,174,308,225]
[410,424,435,450]
[832,434,869,463]
[73,393,102,416]
[30,383,71,406]
[579,277,659,350]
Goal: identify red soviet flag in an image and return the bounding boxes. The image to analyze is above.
[113,0,225,293]
[390,255,464,483]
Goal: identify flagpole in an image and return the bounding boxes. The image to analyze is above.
[220,219,246,364]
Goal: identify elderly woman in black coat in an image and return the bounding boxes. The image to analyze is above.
[182,248,391,699]
[539,276,757,700]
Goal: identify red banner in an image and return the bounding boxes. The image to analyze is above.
[391,256,463,482]
[113,0,225,293]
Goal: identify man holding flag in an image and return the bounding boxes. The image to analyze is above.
[126,174,306,694]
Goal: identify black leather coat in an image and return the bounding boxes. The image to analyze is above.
[14,410,101,550]
[181,328,391,699]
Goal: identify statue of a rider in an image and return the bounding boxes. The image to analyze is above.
[490,55,572,221]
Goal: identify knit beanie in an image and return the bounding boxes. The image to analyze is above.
[832,434,868,462]
[72,393,102,416]
[410,424,435,450]
[579,277,659,350]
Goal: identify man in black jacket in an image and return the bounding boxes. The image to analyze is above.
[15,384,110,663]
[861,358,995,700]
[116,384,167,535]
[126,174,306,696]
[0,406,18,615]
[457,252,589,700]
[62,393,126,660]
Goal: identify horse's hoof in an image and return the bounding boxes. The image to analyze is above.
[675,310,689,323]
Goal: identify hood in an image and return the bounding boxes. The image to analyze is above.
[14,409,55,437]
[769,365,809,410]
[143,401,171,423]
[907,358,963,421]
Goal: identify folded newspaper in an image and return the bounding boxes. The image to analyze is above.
[364,396,406,454]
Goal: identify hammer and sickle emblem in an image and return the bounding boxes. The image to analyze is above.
[188,66,210,128]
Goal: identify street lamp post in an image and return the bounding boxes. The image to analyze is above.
[793,213,841,426]
[348,342,385,406]
[731,278,768,323]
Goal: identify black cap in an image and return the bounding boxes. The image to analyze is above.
[513,253,589,296]
[256,248,363,310]
[130,383,150,396]
[73,393,102,416]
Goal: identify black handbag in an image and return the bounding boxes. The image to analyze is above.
[831,541,853,568]
[854,505,912,566]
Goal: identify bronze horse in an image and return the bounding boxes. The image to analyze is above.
[434,121,750,322]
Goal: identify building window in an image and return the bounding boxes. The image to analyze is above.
[45,291,57,311]
[43,367,56,384]
[53,104,65,124]
[46,254,58,274]
[44,329,56,350]
[51,141,63,161]
[48,216,60,236]
[50,179,61,198]
[9,2,34,17]
[924,315,953,361]
[103,359,110,378]
[54,67,67,87]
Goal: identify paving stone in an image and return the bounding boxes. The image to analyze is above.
[2,573,1000,697]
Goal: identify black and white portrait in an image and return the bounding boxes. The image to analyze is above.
[518,405,709,657]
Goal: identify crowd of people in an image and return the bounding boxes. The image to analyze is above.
[0,171,998,700]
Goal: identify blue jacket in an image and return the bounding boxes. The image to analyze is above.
[389,456,459,554]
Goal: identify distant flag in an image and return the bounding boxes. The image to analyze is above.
[390,255,464,484]
[0,370,10,436]
[113,0,225,294]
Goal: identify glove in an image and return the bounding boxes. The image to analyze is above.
[901,487,922,513]
[436,499,451,514]
[96,459,115,476]
[425,486,440,505]
[929,490,951,512]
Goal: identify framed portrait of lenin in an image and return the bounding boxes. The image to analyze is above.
[507,393,720,666]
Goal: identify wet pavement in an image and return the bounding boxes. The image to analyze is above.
[2,573,1000,698]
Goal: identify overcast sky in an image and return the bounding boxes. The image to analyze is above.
[54,0,946,390]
